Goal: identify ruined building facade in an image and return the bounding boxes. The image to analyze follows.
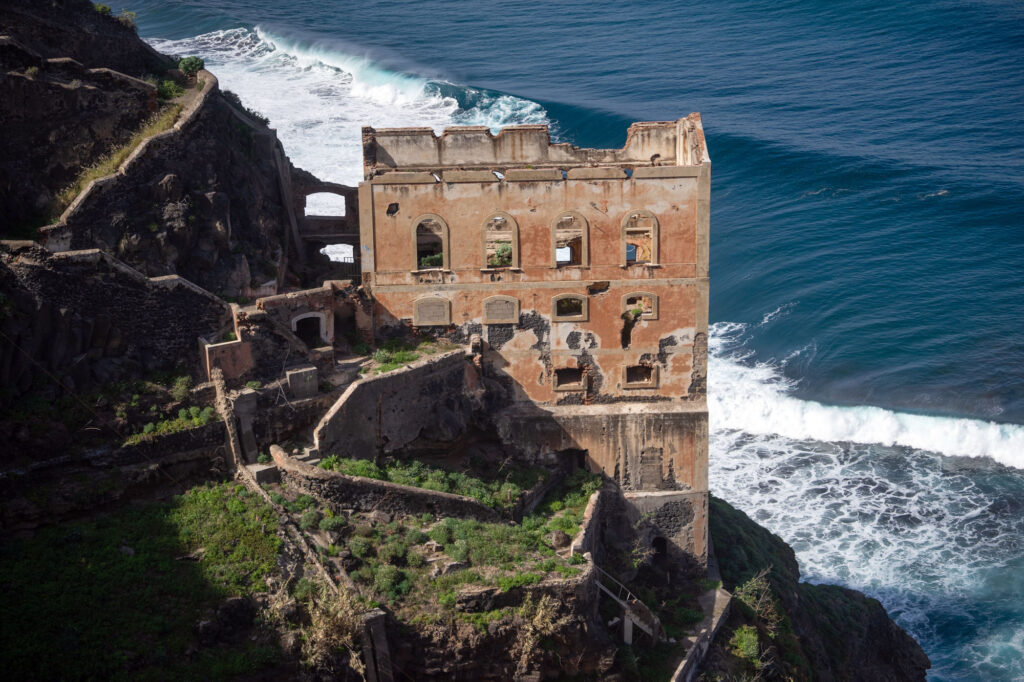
[357,116,711,569]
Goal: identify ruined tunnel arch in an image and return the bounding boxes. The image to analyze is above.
[303,190,349,217]
[652,536,668,557]
[291,311,327,347]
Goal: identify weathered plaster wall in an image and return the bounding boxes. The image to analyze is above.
[313,349,474,456]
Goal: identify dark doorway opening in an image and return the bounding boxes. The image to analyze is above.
[295,316,321,348]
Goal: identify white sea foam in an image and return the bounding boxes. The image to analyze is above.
[708,321,1024,469]
[148,28,550,187]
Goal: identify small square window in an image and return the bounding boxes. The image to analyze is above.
[552,294,588,322]
[554,367,585,390]
[623,364,658,388]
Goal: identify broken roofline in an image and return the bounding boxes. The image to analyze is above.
[361,113,710,178]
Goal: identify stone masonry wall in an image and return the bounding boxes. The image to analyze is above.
[313,349,474,457]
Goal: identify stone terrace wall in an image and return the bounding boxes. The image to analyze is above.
[313,349,474,457]
[0,242,230,402]
[271,445,499,521]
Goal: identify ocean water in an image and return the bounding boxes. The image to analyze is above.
[127,1,1024,677]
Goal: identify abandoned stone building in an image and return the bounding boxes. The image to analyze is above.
[187,115,711,571]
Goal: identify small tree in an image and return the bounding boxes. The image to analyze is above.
[178,56,205,76]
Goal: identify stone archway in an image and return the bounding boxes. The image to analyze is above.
[292,311,326,347]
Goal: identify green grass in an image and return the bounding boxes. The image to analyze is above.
[124,405,217,445]
[49,105,182,221]
[319,455,547,511]
[730,624,760,662]
[0,482,280,680]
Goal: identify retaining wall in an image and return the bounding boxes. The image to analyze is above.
[313,349,474,456]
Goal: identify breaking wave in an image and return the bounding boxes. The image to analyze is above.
[148,27,551,188]
[709,320,1024,470]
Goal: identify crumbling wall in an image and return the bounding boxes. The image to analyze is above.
[271,446,499,521]
[313,349,473,456]
[362,115,708,175]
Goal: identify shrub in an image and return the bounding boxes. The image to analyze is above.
[405,529,429,545]
[178,56,205,76]
[429,523,453,546]
[348,535,373,559]
[373,565,410,601]
[377,539,407,565]
[419,253,443,268]
[730,624,759,662]
[568,552,585,565]
[299,510,321,531]
[93,3,112,15]
[292,577,314,602]
[372,348,392,364]
[170,375,191,402]
[117,9,137,30]
[319,515,347,532]
[497,572,541,591]
[157,79,184,100]
[449,539,470,563]
[406,550,426,568]
[290,495,314,512]
[25,66,39,79]
[256,452,270,464]
[245,380,261,390]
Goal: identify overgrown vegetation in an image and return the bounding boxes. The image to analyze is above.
[177,56,205,76]
[362,337,454,373]
[488,242,513,267]
[156,79,184,100]
[221,89,270,126]
[318,455,547,511]
[49,104,182,220]
[124,405,218,445]
[418,252,444,268]
[0,482,281,679]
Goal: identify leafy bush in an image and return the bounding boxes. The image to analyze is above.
[289,495,314,512]
[178,56,205,76]
[93,3,112,15]
[406,550,426,568]
[449,539,470,562]
[25,66,39,79]
[373,565,411,601]
[730,624,760,662]
[319,515,347,532]
[348,535,373,559]
[428,523,453,546]
[299,510,321,531]
[245,380,261,390]
[377,539,408,565]
[170,375,191,402]
[157,79,184,100]
[418,253,443,268]
[291,577,314,602]
[256,452,270,464]
[488,242,513,267]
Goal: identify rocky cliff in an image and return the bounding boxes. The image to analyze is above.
[705,496,930,681]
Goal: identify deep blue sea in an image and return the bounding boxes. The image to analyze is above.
[128,1,1024,677]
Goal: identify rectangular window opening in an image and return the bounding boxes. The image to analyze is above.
[625,364,655,386]
[555,367,585,388]
[555,297,583,317]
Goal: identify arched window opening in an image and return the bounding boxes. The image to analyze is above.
[553,211,588,267]
[621,210,659,265]
[552,294,588,322]
[483,212,518,269]
[305,192,347,217]
[413,214,448,270]
[623,292,658,320]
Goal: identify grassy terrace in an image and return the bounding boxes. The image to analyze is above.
[0,482,281,680]
[270,470,602,628]
[355,337,458,374]
[318,455,548,511]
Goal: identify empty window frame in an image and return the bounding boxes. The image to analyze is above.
[621,210,659,266]
[552,294,588,322]
[622,292,659,320]
[552,211,589,267]
[412,214,449,271]
[554,366,586,391]
[482,212,519,269]
[623,363,658,388]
